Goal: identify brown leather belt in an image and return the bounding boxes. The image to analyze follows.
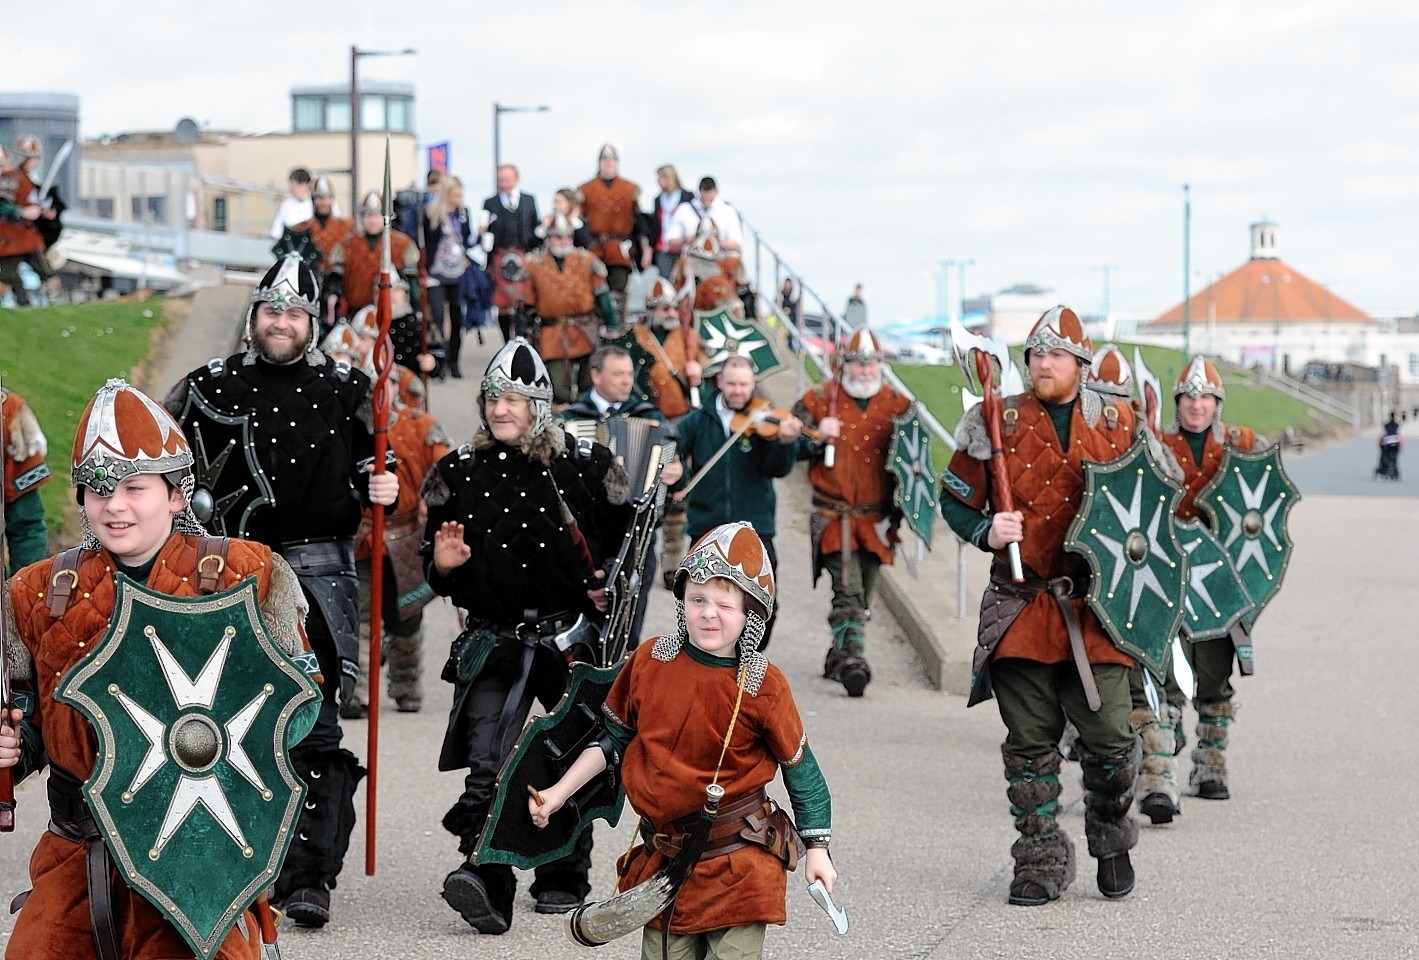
[812,497,889,589]
[639,787,805,869]
[990,565,1102,712]
[46,767,120,960]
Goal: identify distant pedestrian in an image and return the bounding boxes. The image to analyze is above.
[268,167,316,239]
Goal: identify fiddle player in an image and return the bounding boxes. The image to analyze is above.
[673,355,806,650]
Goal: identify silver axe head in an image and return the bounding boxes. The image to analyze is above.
[950,318,1010,396]
[1133,347,1163,434]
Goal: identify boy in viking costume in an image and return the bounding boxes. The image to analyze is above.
[0,379,319,959]
[1159,357,1269,802]
[939,307,1143,906]
[528,521,836,960]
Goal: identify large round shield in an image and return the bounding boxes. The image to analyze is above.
[696,306,785,378]
[1064,438,1189,677]
[177,382,276,538]
[56,576,320,960]
[1176,517,1256,642]
[1194,445,1301,630]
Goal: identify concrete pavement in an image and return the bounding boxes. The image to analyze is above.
[2,312,1414,958]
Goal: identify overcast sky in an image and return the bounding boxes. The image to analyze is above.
[9,1,1417,325]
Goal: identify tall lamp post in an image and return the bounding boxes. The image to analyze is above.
[350,45,417,215]
[492,103,551,191]
[1182,183,1192,359]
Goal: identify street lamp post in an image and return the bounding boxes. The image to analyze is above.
[1182,184,1192,359]
[492,103,550,192]
[350,45,417,215]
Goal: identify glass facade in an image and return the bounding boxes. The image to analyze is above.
[291,89,413,134]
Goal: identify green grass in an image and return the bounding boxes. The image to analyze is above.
[890,341,1325,462]
[0,301,166,539]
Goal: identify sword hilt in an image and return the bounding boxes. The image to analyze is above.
[1007,542,1024,583]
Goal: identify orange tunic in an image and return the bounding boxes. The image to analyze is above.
[5,535,292,960]
[356,405,449,559]
[2,389,51,504]
[332,229,417,318]
[524,250,605,360]
[577,176,639,268]
[602,644,809,934]
[291,214,354,274]
[944,393,1137,667]
[1160,422,1260,522]
[630,325,706,419]
[796,384,912,565]
[0,168,46,258]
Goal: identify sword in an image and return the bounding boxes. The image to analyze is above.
[950,319,1023,582]
[677,274,701,408]
[35,139,74,208]
[806,880,848,935]
[365,136,396,876]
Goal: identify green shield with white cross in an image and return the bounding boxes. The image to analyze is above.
[1174,517,1257,642]
[1194,445,1300,631]
[1064,438,1189,676]
[57,575,320,960]
[888,404,939,549]
[696,306,785,378]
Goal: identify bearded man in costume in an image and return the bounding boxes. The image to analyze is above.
[791,328,911,698]
[523,214,620,404]
[421,338,631,933]
[1159,356,1269,803]
[939,306,1143,907]
[164,254,399,928]
[578,144,642,317]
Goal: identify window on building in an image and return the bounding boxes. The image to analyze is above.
[1409,353,1419,378]
[213,197,228,233]
[130,196,167,223]
[294,97,324,132]
[387,98,410,132]
[86,197,115,219]
[361,95,386,130]
[326,99,351,131]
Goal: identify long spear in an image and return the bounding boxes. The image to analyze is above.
[365,136,396,875]
[0,375,15,832]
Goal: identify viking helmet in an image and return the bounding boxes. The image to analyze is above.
[360,190,383,216]
[480,337,554,438]
[1174,356,1225,402]
[320,320,362,362]
[246,254,321,349]
[652,521,775,694]
[349,305,380,341]
[598,143,618,162]
[1088,343,1133,399]
[13,135,40,160]
[70,379,207,547]
[311,174,335,199]
[645,277,677,308]
[547,213,577,239]
[842,328,884,363]
[1023,305,1093,366]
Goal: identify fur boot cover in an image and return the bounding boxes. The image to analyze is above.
[1130,707,1180,806]
[1004,749,1076,897]
[1190,700,1236,789]
[1078,740,1141,860]
[278,748,368,896]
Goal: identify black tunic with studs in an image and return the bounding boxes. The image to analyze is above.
[169,354,375,548]
[421,432,631,625]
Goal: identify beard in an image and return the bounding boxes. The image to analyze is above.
[841,370,883,400]
[1032,367,1080,404]
[253,326,307,365]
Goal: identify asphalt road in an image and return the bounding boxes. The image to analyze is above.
[1,321,1413,959]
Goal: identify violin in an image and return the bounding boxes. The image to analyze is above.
[728,396,820,442]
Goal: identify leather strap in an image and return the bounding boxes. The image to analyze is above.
[85,837,120,960]
[1050,579,1102,712]
[47,547,84,619]
[196,536,230,595]
[46,768,120,960]
[639,788,795,864]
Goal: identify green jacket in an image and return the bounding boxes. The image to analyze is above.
[677,390,804,538]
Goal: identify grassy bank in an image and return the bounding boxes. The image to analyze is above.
[0,301,166,540]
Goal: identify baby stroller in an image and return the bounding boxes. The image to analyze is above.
[1376,434,1401,481]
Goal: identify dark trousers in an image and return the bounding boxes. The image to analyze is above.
[993,659,1136,759]
[1181,634,1236,706]
[448,641,591,898]
[428,282,465,372]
